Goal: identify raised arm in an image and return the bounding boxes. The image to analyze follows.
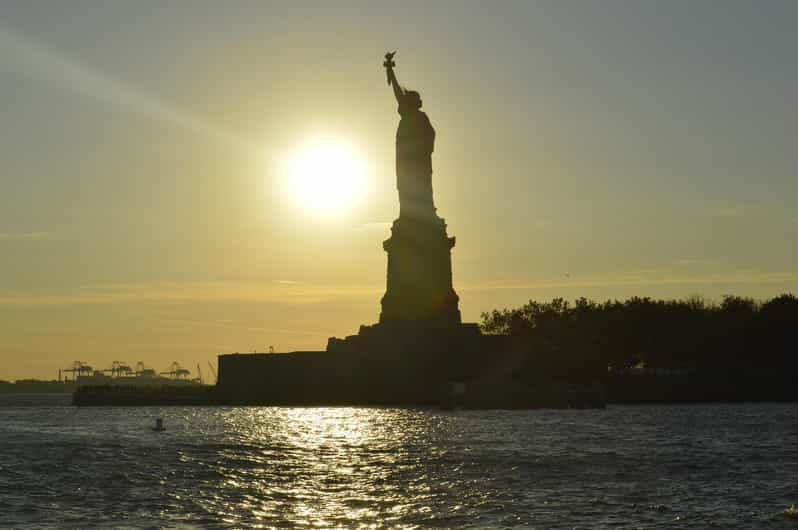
[384,52,405,104]
[387,66,405,103]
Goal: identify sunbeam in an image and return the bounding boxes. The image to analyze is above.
[0,25,261,155]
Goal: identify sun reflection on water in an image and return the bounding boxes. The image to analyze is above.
[205,407,459,527]
[3,403,797,527]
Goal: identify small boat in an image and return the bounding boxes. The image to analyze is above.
[152,417,165,431]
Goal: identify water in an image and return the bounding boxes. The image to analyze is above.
[1,397,797,528]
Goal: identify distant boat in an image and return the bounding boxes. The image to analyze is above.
[152,417,165,432]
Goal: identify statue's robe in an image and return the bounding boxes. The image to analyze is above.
[396,104,436,218]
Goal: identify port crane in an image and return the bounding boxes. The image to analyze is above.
[62,361,93,382]
[207,361,218,385]
[160,361,191,380]
[101,361,132,378]
[134,361,157,378]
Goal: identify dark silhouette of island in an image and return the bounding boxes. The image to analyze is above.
[481,294,798,402]
[481,294,798,372]
[74,292,798,407]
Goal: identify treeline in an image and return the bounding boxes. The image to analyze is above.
[481,294,798,373]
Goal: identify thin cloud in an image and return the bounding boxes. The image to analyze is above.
[460,271,798,292]
[81,282,147,291]
[0,232,47,241]
[0,281,382,307]
[276,280,298,285]
[355,222,392,232]
[675,259,713,267]
[156,316,330,336]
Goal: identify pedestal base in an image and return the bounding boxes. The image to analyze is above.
[379,215,461,325]
[326,320,482,358]
[325,212,469,357]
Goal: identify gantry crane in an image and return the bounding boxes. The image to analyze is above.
[160,361,191,380]
[207,361,218,385]
[134,361,157,377]
[102,361,132,378]
[62,361,93,382]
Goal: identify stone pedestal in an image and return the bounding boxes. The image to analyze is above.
[325,211,480,359]
[379,214,461,326]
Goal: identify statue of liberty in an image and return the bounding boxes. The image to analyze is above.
[383,52,436,219]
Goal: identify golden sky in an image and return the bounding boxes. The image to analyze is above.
[1,1,797,379]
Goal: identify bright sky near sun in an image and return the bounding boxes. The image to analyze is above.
[280,137,368,215]
[1,1,797,379]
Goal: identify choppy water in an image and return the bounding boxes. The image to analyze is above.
[1,397,797,528]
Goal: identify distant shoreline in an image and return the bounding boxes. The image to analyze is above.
[0,381,75,394]
[5,372,798,407]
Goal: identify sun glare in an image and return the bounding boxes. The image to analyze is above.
[283,138,368,215]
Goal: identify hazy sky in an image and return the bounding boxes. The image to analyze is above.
[1,1,796,380]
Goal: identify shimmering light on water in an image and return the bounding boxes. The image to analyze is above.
[1,399,797,528]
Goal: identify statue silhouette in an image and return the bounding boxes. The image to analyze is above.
[374,52,461,326]
[384,52,436,219]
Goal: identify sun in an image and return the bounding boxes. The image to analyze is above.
[282,137,368,215]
